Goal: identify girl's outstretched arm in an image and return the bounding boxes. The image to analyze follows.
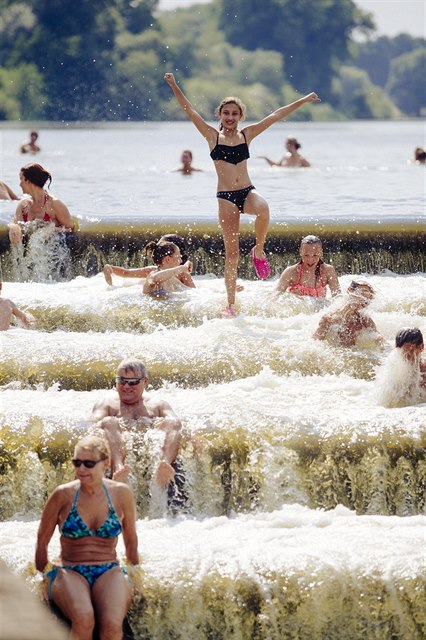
[245,93,321,142]
[164,73,216,142]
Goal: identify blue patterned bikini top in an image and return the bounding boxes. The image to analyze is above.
[210,131,250,165]
[61,482,122,539]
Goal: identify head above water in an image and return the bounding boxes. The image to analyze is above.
[145,240,180,266]
[347,280,375,302]
[395,327,424,349]
[159,234,189,264]
[74,434,110,461]
[20,163,52,189]
[116,358,147,379]
[299,236,324,273]
[287,136,301,150]
[215,97,246,130]
[181,149,193,163]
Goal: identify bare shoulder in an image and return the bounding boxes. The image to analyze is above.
[104,478,134,502]
[145,393,173,416]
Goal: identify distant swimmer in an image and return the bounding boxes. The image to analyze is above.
[20,130,41,154]
[142,240,194,295]
[173,149,203,175]
[164,71,320,317]
[376,327,426,407]
[276,235,341,298]
[0,180,19,201]
[313,280,384,348]
[8,163,74,247]
[259,136,311,168]
[414,147,426,164]
[0,282,34,330]
[104,233,195,288]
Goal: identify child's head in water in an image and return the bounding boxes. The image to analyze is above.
[395,327,424,362]
[145,235,189,265]
[144,241,181,267]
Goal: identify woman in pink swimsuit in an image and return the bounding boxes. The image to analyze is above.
[276,235,341,298]
[8,163,74,246]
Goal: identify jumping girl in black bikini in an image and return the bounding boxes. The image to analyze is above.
[164,72,320,316]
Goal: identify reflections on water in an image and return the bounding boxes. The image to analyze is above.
[0,269,425,638]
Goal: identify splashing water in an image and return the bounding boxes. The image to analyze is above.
[375,348,424,408]
[11,224,72,283]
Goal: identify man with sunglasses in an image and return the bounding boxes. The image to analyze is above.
[92,358,182,491]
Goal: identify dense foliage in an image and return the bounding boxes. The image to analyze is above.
[0,0,424,121]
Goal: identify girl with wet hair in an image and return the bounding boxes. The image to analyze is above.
[142,241,193,296]
[8,162,74,246]
[103,234,195,288]
[276,235,341,298]
[164,71,320,317]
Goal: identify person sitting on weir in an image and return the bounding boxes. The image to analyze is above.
[104,233,195,289]
[35,434,138,640]
[92,358,182,489]
[276,235,341,299]
[259,136,311,168]
[8,163,74,246]
[313,280,384,348]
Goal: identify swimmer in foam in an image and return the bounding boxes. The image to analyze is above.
[164,71,320,317]
[376,327,426,408]
[313,280,385,348]
[142,240,193,296]
[103,233,195,288]
[276,235,341,298]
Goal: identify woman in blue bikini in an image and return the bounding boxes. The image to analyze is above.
[35,435,138,640]
[164,72,320,316]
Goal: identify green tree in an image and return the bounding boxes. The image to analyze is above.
[0,64,45,119]
[354,34,426,88]
[386,48,426,116]
[333,66,399,119]
[218,0,374,95]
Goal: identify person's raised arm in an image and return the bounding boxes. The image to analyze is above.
[153,400,182,486]
[92,398,111,425]
[164,73,216,142]
[245,93,321,142]
[35,488,62,572]
[119,485,139,565]
[313,313,334,341]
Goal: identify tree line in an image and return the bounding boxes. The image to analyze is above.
[0,0,424,121]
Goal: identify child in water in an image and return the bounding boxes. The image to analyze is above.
[103,233,195,288]
[376,327,426,408]
[313,280,384,347]
[0,282,34,330]
[143,241,193,296]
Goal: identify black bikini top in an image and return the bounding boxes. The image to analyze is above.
[210,131,250,165]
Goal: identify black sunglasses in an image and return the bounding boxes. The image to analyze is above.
[116,377,144,386]
[72,458,104,469]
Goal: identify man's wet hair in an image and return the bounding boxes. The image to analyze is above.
[395,327,424,348]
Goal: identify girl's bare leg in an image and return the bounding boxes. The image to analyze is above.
[218,201,241,307]
[245,190,270,258]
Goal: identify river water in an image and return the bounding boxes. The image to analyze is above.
[0,121,425,639]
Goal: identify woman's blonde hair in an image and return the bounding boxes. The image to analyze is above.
[74,435,110,460]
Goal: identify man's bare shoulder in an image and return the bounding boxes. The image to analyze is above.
[92,391,120,416]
